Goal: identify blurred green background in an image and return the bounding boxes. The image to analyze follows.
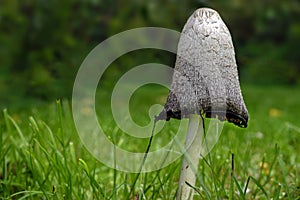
[1,0,300,109]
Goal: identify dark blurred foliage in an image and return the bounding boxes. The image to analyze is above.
[0,0,299,107]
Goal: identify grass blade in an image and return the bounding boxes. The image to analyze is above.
[243,176,250,196]
[232,174,245,200]
[274,184,281,200]
[249,176,269,199]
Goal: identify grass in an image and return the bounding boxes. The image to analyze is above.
[1,84,300,199]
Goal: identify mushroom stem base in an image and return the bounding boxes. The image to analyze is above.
[177,114,204,200]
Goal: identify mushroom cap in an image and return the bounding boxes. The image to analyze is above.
[157,8,248,128]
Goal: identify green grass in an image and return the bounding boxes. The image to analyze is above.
[1,85,300,199]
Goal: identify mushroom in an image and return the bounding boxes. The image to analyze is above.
[156,8,248,199]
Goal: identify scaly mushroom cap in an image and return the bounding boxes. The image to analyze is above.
[157,8,248,128]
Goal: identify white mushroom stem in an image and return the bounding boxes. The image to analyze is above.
[177,114,204,200]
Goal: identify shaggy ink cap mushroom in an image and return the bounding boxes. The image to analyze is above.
[157,8,248,128]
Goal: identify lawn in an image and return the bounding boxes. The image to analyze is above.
[1,84,300,199]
